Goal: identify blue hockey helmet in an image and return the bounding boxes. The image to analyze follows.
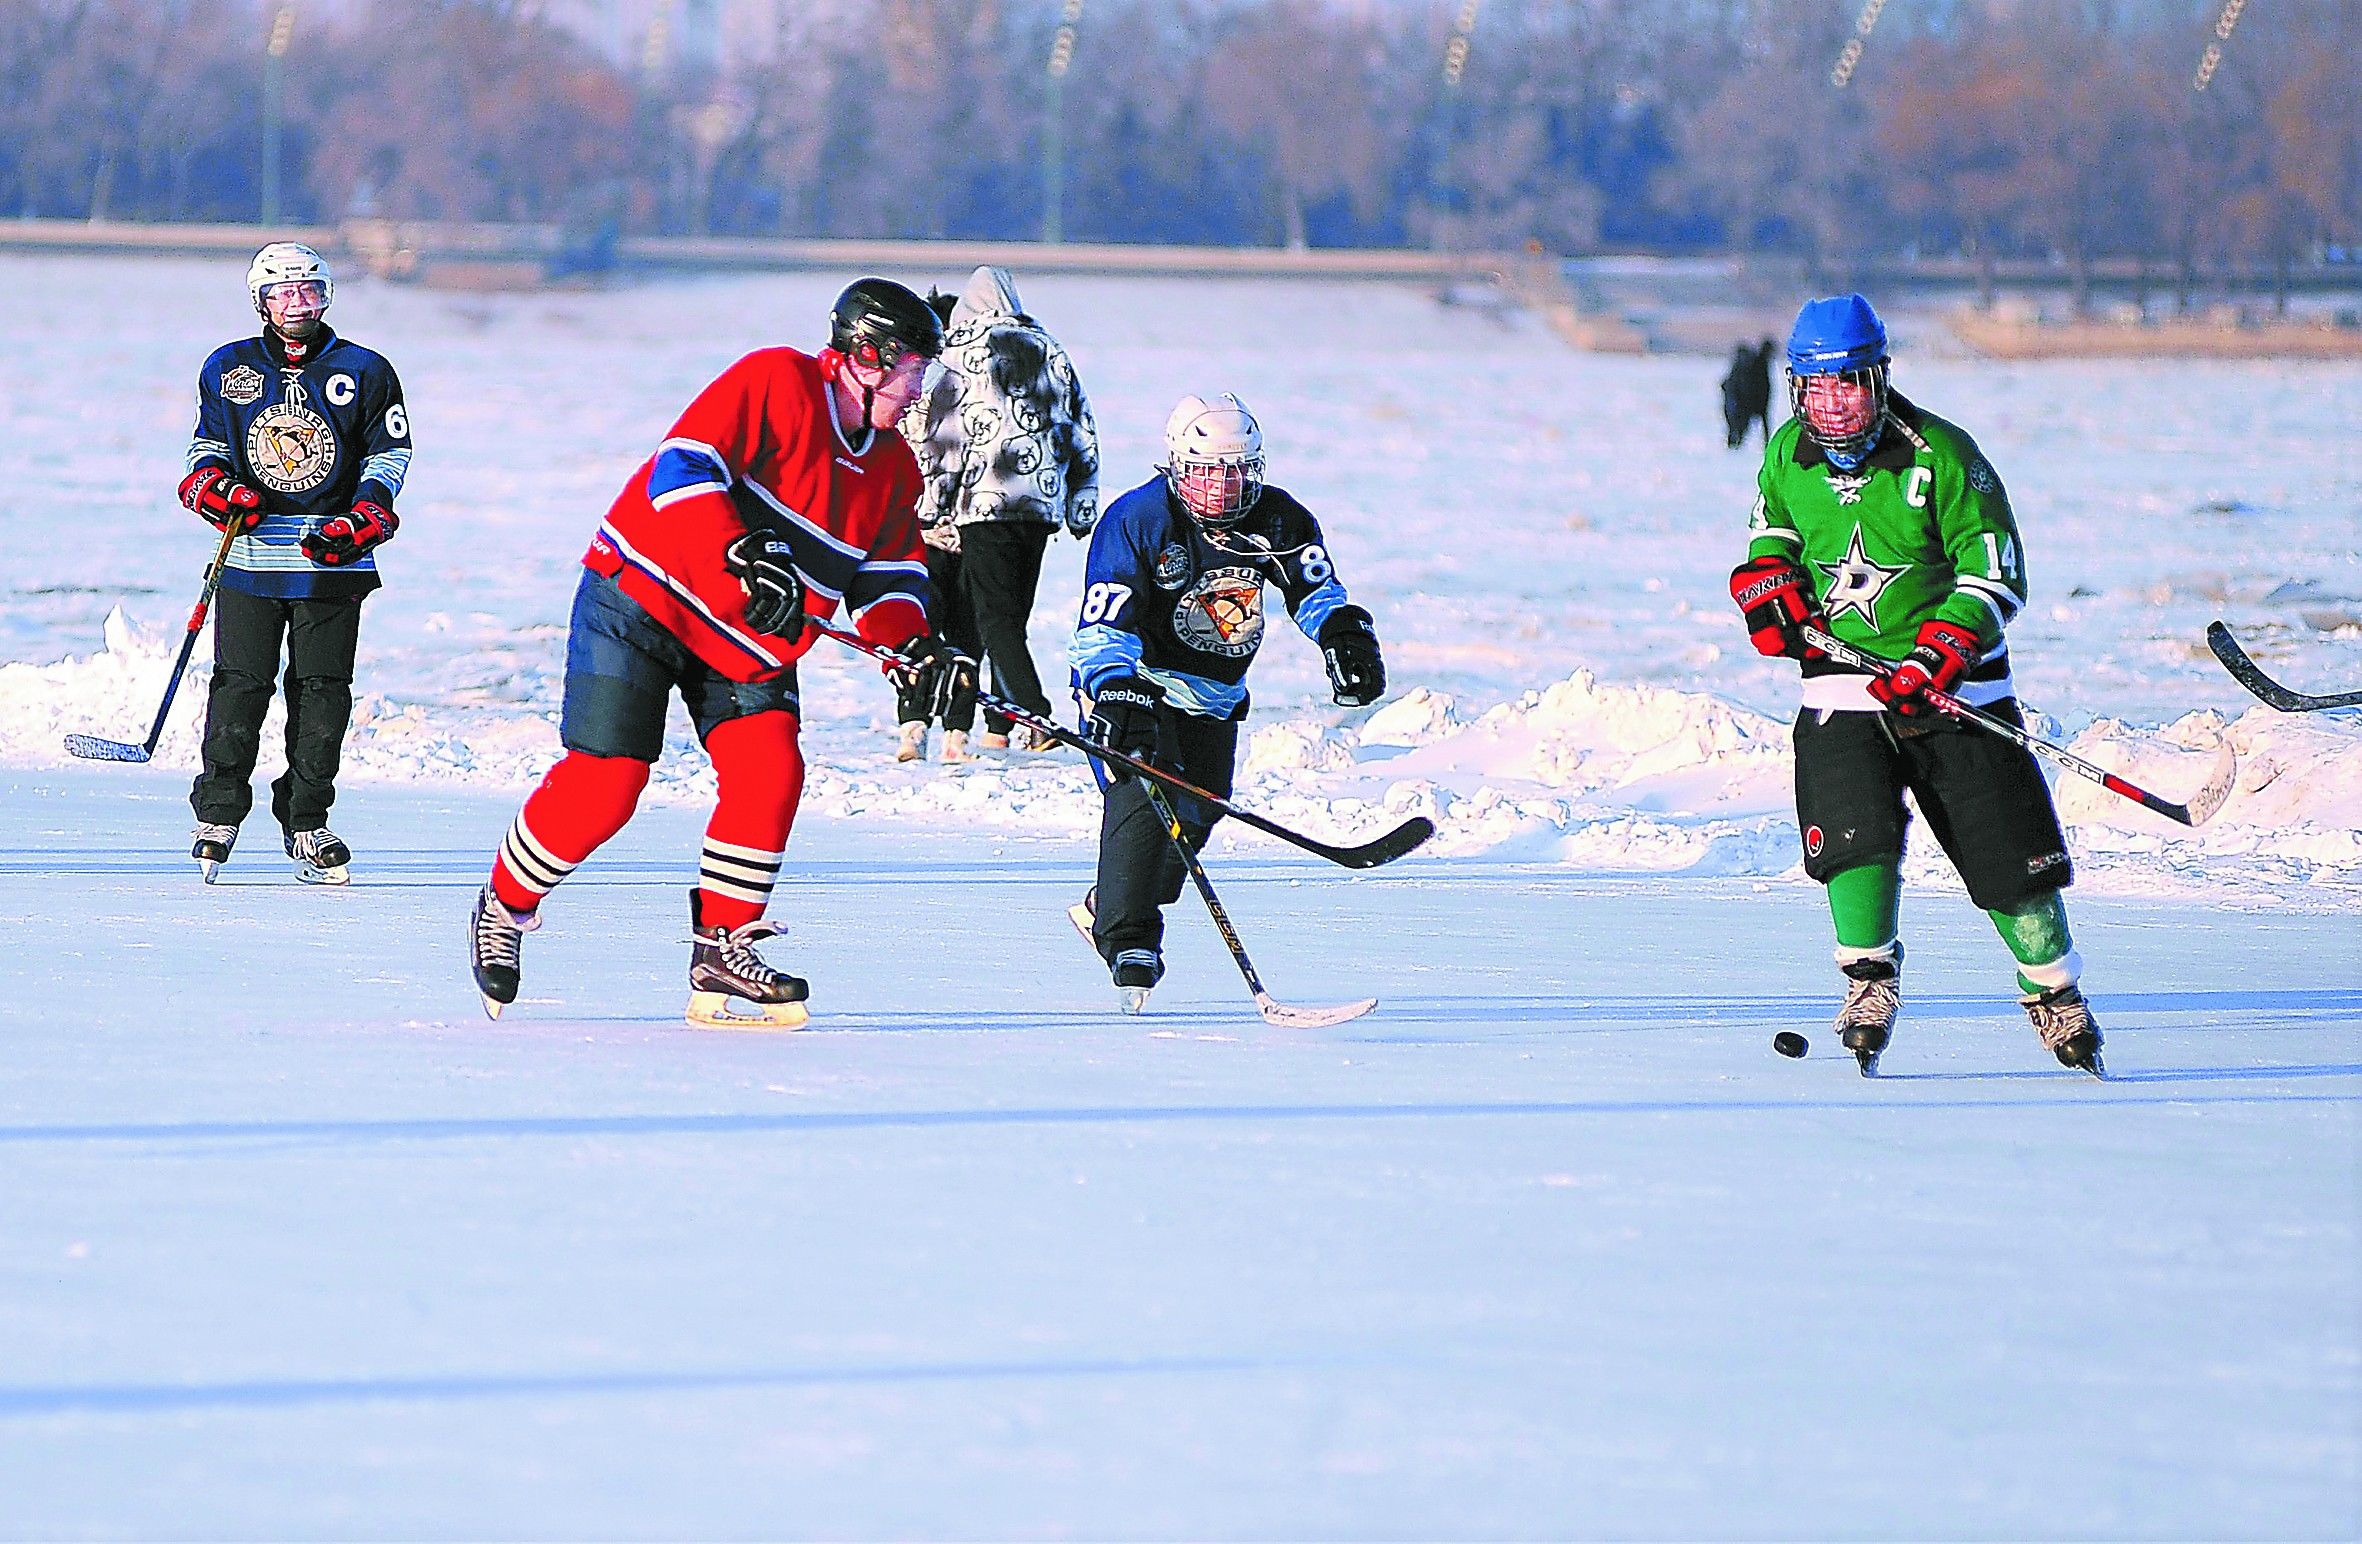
[1785,294,1891,470]
[1785,294,1887,376]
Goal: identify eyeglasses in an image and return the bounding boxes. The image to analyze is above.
[264,281,327,306]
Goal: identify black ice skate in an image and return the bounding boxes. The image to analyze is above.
[191,821,237,884]
[469,883,539,1020]
[1111,948,1163,1016]
[687,891,809,1031]
[1835,949,1903,1076]
[286,826,351,886]
[2024,983,2105,1077]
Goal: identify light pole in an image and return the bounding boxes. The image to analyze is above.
[1042,0,1081,244]
[261,5,296,225]
[1431,0,1478,250]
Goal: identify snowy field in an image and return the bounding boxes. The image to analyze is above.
[0,254,2358,1536]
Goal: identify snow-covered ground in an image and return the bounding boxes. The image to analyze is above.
[0,255,2357,1535]
[4,254,2361,904]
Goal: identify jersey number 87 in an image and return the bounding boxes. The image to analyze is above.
[1081,582,1131,624]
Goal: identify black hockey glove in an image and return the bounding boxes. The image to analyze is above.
[884,633,972,723]
[1318,605,1386,707]
[724,529,806,641]
[1086,675,1163,780]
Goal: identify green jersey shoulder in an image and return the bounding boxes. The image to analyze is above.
[1747,394,2026,659]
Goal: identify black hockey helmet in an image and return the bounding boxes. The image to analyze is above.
[828,277,943,372]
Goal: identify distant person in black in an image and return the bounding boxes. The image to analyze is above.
[1722,339,1775,448]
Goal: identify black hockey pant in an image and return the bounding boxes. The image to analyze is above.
[959,521,1054,734]
[1090,706,1239,961]
[191,588,365,832]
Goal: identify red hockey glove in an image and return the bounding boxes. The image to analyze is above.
[301,501,398,566]
[1729,556,1825,660]
[180,467,265,531]
[1868,619,1982,716]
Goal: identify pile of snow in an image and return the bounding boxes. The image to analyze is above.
[11,610,2356,906]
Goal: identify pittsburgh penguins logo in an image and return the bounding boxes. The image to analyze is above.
[245,379,338,495]
[1173,565,1265,658]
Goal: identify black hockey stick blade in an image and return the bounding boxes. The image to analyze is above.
[1311,815,1436,869]
[63,733,154,763]
[2207,622,2362,712]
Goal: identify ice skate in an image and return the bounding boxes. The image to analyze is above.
[978,730,1012,751]
[1067,886,1098,946]
[686,892,809,1031]
[2024,983,2104,1076]
[940,728,973,762]
[1011,723,1058,753]
[1834,949,1902,1076]
[1112,948,1162,1016]
[470,883,539,1020]
[895,721,928,763]
[191,822,237,884]
[286,826,352,885]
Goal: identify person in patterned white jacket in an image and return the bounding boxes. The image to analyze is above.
[905,266,1098,753]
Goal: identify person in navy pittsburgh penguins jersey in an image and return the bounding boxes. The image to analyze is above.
[183,243,411,885]
[1068,393,1386,1009]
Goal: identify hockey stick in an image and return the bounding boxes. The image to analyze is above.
[1802,626,2236,828]
[64,516,242,764]
[1141,781,1377,1027]
[2206,622,2362,712]
[811,619,1433,869]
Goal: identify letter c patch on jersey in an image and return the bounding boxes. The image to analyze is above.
[324,372,358,407]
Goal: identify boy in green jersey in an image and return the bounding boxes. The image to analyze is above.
[1727,294,2101,1076]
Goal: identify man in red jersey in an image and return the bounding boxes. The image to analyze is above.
[468,278,950,1028]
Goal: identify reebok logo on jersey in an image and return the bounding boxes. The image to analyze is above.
[834,456,864,473]
[2027,850,2068,875]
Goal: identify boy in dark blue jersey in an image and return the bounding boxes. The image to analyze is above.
[182,243,412,884]
[1067,393,1386,1011]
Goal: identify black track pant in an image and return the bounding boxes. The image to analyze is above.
[959,522,1054,734]
[896,544,984,733]
[1090,706,1239,961]
[190,588,364,832]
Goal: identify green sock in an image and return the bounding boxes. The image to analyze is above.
[1826,860,1901,952]
[1986,892,2077,994]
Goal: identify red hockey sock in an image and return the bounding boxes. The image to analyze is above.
[489,751,651,913]
[696,711,804,931]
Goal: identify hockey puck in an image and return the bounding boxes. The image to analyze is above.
[1772,1031,1809,1059]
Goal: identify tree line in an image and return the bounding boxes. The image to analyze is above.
[3,0,2353,277]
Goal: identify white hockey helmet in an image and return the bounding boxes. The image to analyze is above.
[1161,392,1265,527]
[247,241,333,314]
